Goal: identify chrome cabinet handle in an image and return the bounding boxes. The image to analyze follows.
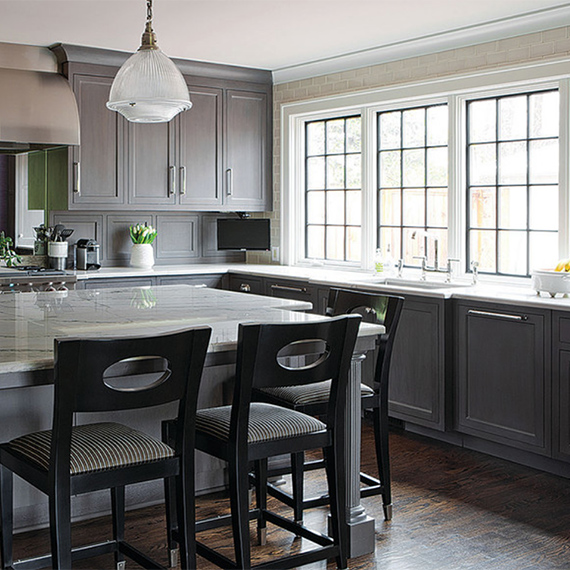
[467,309,528,321]
[180,166,187,195]
[270,284,308,294]
[169,165,176,197]
[73,162,80,194]
[239,283,251,292]
[226,168,233,196]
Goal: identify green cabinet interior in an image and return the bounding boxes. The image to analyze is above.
[28,148,68,215]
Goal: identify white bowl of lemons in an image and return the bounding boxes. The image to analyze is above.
[532,261,570,297]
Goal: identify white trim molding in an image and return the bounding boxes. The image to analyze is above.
[273,3,570,84]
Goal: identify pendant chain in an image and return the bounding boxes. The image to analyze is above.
[146,0,153,24]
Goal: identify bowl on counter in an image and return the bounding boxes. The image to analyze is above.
[531,269,570,297]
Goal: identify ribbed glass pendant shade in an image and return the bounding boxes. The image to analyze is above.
[107,48,192,122]
[106,0,192,123]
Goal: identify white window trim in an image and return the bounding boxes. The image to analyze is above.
[281,56,570,282]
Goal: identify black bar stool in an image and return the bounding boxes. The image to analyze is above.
[0,326,211,570]
[181,314,360,569]
[256,289,404,521]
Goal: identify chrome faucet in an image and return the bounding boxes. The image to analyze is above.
[471,260,479,285]
[396,258,404,278]
[412,231,459,282]
[411,230,440,270]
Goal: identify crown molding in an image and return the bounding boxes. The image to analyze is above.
[272,3,570,85]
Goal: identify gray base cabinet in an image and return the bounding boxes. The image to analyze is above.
[388,295,447,431]
[553,312,570,461]
[455,301,551,456]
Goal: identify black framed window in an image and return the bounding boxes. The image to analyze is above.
[466,90,559,277]
[305,116,361,262]
[377,104,449,266]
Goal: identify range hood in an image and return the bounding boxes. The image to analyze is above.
[0,42,80,154]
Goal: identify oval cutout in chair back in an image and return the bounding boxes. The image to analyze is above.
[103,356,171,392]
[276,339,330,371]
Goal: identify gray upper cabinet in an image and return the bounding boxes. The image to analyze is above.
[53,45,272,213]
[127,121,176,207]
[178,85,223,209]
[68,69,126,208]
[224,89,270,211]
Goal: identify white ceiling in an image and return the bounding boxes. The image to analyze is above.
[1,0,570,76]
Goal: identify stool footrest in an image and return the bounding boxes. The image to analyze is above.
[10,539,161,570]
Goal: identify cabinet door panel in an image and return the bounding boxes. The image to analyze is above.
[127,122,176,206]
[155,214,199,261]
[389,297,445,430]
[106,214,153,266]
[179,86,223,208]
[225,90,269,211]
[456,304,550,454]
[557,349,570,459]
[71,74,125,207]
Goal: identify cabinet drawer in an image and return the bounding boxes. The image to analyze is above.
[158,275,223,288]
[558,315,570,345]
[265,279,315,306]
[82,278,155,289]
[228,275,264,295]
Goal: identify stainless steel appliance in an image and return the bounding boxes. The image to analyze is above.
[76,239,100,270]
[0,267,77,293]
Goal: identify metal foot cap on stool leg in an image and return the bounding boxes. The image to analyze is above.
[258,527,267,546]
[383,503,393,521]
[169,547,179,568]
[116,561,126,570]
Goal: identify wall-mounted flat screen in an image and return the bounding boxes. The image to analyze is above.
[217,218,271,251]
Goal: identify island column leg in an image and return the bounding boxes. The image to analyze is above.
[344,352,375,557]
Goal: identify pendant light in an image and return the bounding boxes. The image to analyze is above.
[106,0,192,123]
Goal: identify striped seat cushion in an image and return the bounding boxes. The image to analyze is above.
[260,380,375,406]
[196,403,326,444]
[8,422,174,475]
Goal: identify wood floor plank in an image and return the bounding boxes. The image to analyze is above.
[8,422,570,569]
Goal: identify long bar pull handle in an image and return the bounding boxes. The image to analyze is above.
[73,162,80,194]
[226,168,233,196]
[180,166,187,195]
[169,166,176,197]
[467,309,528,321]
[270,284,308,294]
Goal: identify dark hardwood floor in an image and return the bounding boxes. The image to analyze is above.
[9,421,570,569]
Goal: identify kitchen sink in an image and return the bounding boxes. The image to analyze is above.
[382,278,472,289]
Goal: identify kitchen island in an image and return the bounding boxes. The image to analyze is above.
[0,284,381,557]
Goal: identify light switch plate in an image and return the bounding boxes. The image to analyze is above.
[271,246,279,262]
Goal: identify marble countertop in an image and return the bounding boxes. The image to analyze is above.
[0,284,381,375]
[73,263,570,310]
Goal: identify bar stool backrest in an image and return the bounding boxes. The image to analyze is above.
[232,314,361,436]
[326,289,404,387]
[51,327,211,470]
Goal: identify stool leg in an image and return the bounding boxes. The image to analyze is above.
[0,465,14,570]
[324,444,348,570]
[291,452,304,524]
[111,486,126,569]
[373,405,392,520]
[253,459,268,545]
[49,485,72,569]
[176,458,197,570]
[162,421,179,567]
[229,452,251,569]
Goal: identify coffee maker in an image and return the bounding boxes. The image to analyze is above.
[76,239,101,270]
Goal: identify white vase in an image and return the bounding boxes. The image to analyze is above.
[130,243,154,268]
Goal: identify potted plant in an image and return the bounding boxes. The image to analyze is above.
[129,224,157,268]
[0,231,22,267]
